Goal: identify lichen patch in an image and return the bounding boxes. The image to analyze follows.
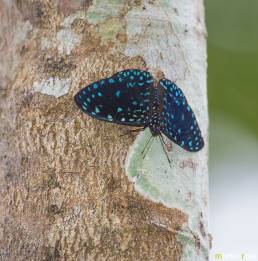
[33,77,71,98]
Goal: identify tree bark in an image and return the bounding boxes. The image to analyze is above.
[0,1,209,260]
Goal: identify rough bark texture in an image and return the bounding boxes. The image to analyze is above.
[0,0,208,260]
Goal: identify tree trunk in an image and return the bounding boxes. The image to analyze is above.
[0,1,209,260]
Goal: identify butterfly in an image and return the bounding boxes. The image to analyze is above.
[74,69,204,160]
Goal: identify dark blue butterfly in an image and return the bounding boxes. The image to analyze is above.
[74,69,204,153]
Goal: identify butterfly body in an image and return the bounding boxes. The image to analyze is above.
[146,88,162,137]
[74,69,204,152]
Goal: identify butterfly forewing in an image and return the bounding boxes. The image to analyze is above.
[158,79,204,152]
[74,69,153,126]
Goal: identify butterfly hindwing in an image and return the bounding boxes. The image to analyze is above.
[158,79,204,152]
[74,69,153,126]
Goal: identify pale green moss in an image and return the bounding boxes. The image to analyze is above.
[99,18,123,41]
[86,0,125,25]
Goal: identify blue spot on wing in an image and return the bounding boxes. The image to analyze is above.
[158,79,204,152]
[115,90,121,97]
[74,69,153,126]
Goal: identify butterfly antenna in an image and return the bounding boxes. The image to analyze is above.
[142,135,155,159]
[158,135,172,167]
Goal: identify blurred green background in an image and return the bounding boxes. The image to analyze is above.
[206,0,258,136]
[206,0,258,259]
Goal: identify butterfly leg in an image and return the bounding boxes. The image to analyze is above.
[119,127,145,137]
[141,135,155,159]
[158,135,172,167]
